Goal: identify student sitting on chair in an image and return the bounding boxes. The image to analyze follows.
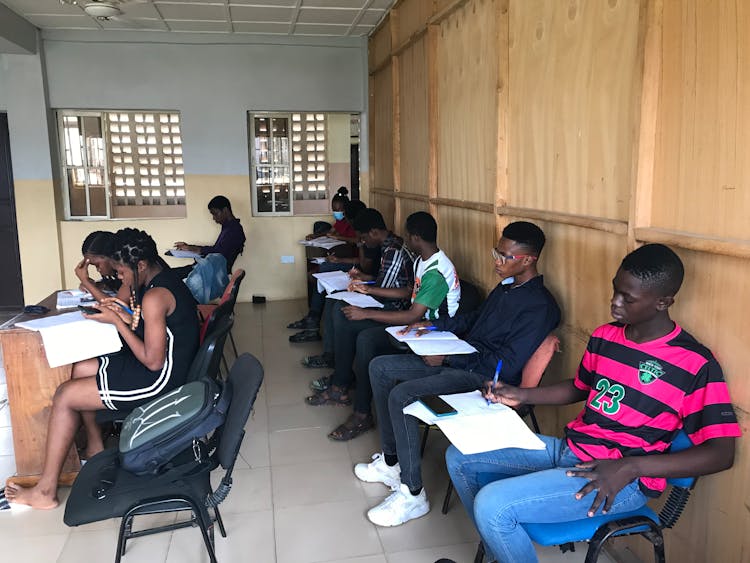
[306,211,461,443]
[443,244,740,563]
[173,195,246,275]
[305,187,358,243]
[300,208,415,369]
[75,231,131,303]
[354,221,561,527]
[5,228,199,510]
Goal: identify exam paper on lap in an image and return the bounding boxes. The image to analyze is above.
[15,311,122,368]
[299,237,345,250]
[402,391,545,454]
[313,271,351,293]
[325,291,384,308]
[385,325,459,342]
[406,338,478,356]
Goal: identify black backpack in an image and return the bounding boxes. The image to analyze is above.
[118,378,232,476]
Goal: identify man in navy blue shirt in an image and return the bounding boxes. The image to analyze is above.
[174,195,246,272]
[353,221,561,528]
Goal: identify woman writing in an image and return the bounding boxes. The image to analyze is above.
[6,228,199,509]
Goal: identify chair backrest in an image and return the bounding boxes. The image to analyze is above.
[219,269,246,308]
[217,353,264,470]
[457,279,483,315]
[187,313,234,383]
[520,334,560,389]
[199,298,234,343]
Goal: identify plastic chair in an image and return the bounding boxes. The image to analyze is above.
[198,269,245,359]
[439,334,560,514]
[64,353,264,563]
[473,431,696,563]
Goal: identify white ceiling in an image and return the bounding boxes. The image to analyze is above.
[1,0,394,37]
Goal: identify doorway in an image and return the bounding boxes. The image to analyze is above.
[0,113,24,310]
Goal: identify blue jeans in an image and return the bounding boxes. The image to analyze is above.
[445,437,648,563]
[370,354,485,490]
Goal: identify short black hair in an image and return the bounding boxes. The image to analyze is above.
[82,231,115,256]
[405,211,437,243]
[344,199,366,221]
[620,244,684,296]
[332,186,350,206]
[502,221,546,255]
[208,195,231,211]
[352,208,387,233]
[110,228,160,267]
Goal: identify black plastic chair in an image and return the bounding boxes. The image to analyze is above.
[200,300,236,375]
[198,269,245,360]
[64,353,264,563]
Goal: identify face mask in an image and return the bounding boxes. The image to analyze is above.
[333,211,345,221]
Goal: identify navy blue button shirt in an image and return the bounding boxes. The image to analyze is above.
[431,275,561,385]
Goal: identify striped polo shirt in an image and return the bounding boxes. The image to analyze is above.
[565,322,741,496]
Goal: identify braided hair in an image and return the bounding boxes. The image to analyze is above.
[109,228,160,330]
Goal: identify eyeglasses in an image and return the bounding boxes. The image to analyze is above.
[491,248,537,264]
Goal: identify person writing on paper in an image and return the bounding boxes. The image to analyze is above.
[174,195,246,273]
[298,207,414,366]
[354,221,560,527]
[75,231,131,303]
[5,228,199,510]
[304,187,358,243]
[442,244,740,563]
[306,212,461,442]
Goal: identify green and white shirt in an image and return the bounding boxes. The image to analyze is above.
[411,250,461,320]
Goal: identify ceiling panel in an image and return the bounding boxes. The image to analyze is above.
[1,0,394,36]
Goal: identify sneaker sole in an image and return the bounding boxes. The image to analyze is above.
[367,503,430,527]
[353,467,401,488]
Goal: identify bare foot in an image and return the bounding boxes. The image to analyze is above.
[4,482,59,510]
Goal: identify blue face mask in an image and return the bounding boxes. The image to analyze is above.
[333,211,345,221]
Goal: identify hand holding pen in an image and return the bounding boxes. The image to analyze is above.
[99,297,134,324]
[398,321,437,336]
[486,360,503,405]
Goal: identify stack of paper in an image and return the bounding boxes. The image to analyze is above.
[312,271,351,294]
[15,311,122,368]
[325,291,384,309]
[299,237,346,250]
[56,289,95,310]
[403,391,545,454]
[167,249,202,259]
[385,325,478,355]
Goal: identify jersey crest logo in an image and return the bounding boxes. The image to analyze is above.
[638,360,665,384]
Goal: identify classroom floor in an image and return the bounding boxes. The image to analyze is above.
[0,300,618,563]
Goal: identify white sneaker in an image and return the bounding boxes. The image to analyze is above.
[354,452,401,488]
[367,483,430,527]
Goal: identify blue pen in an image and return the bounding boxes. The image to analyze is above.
[487,359,503,405]
[115,301,135,315]
[354,281,376,285]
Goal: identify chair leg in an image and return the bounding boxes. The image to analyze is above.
[196,508,218,563]
[420,425,430,457]
[527,406,540,433]
[474,541,485,563]
[115,517,128,563]
[214,505,227,538]
[228,330,239,359]
[221,353,229,377]
[442,479,454,514]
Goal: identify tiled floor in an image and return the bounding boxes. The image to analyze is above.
[0,300,617,563]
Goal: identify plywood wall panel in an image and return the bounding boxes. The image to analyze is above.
[394,0,433,46]
[651,0,750,240]
[398,36,430,196]
[369,16,392,69]
[370,68,395,190]
[436,0,499,204]
[395,197,430,233]
[371,192,396,230]
[509,0,641,220]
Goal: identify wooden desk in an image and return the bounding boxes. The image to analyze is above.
[0,293,81,487]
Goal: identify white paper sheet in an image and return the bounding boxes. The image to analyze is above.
[310,257,327,264]
[385,325,459,342]
[299,237,346,250]
[406,338,478,356]
[325,291,384,308]
[312,271,351,294]
[403,391,544,454]
[16,311,122,368]
[167,249,202,259]
[56,289,95,309]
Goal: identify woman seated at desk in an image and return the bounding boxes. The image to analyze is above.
[6,228,199,509]
[76,230,131,303]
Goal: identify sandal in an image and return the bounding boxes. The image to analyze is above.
[301,354,334,369]
[310,374,332,392]
[328,413,375,441]
[305,387,351,406]
[289,330,321,343]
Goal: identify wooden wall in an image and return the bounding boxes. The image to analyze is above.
[368,0,749,561]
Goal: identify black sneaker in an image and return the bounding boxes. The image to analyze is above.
[310,374,332,391]
[287,315,319,330]
[289,330,321,343]
[301,353,334,368]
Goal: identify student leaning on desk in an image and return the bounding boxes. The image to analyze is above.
[441,244,741,563]
[5,228,199,510]
[75,231,131,303]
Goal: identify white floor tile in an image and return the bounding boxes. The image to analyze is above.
[270,426,351,467]
[272,458,365,509]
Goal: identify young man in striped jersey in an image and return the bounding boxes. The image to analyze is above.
[444,244,740,563]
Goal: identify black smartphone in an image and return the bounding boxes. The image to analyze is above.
[78,304,101,315]
[419,394,458,417]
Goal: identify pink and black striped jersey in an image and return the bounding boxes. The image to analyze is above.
[565,322,741,496]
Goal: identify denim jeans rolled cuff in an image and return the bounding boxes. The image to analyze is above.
[446,438,649,563]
